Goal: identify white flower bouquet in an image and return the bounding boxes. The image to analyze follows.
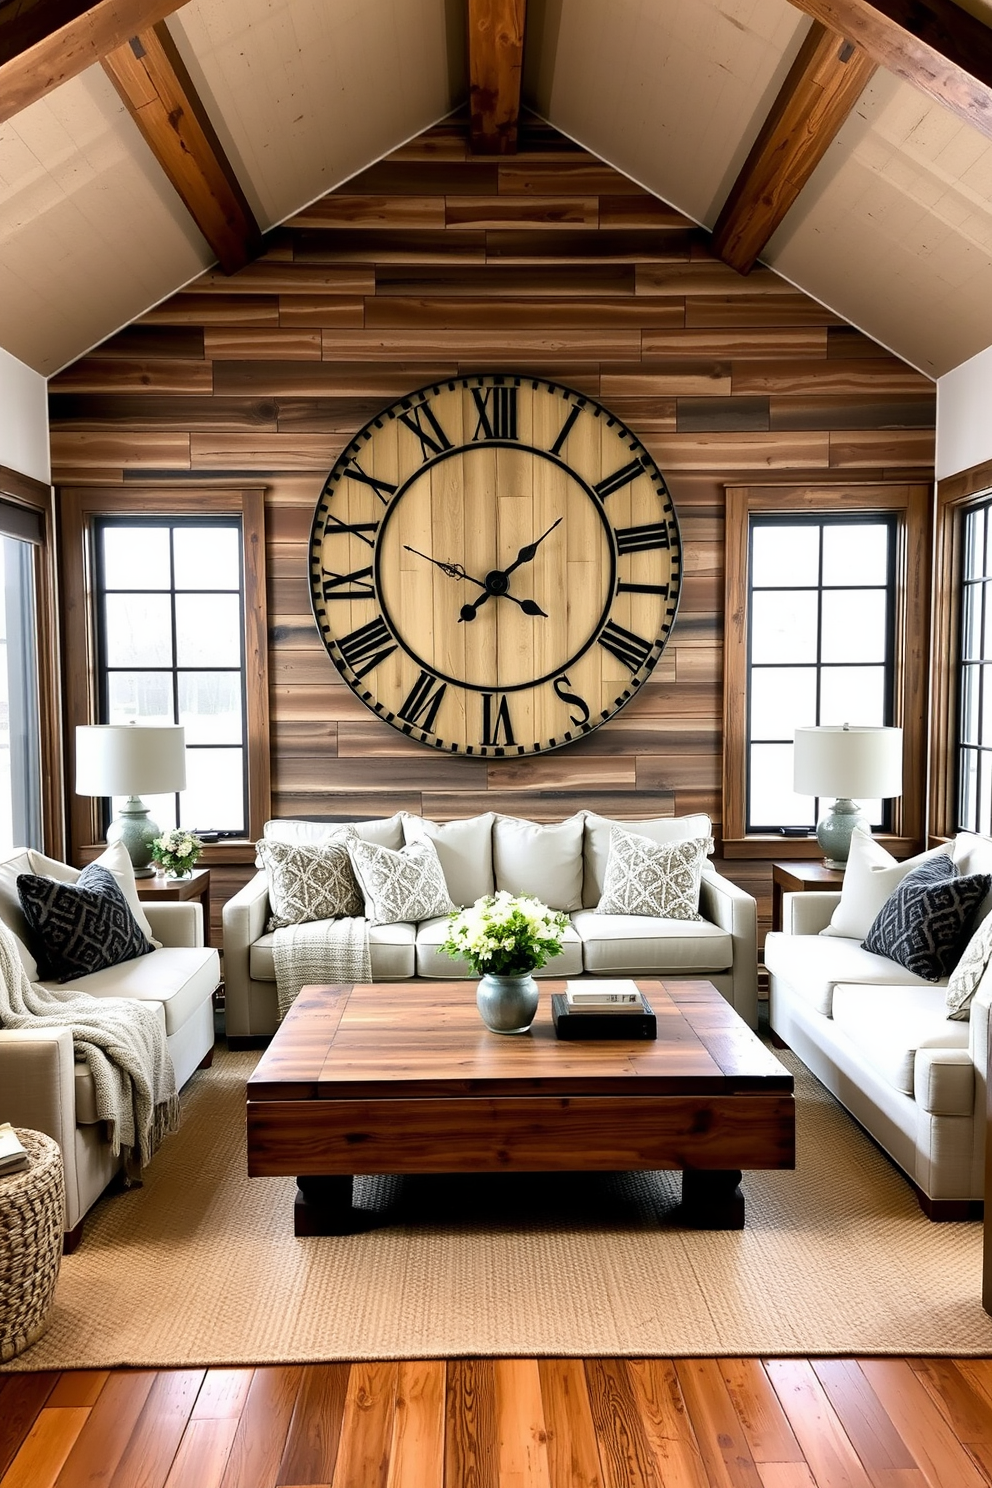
[440,891,570,977]
[151,828,203,877]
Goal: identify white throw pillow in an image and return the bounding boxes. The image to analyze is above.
[402,814,495,906]
[91,840,159,944]
[257,834,363,930]
[348,837,455,927]
[597,826,706,920]
[259,813,404,865]
[582,811,713,907]
[946,910,992,1020]
[952,831,992,926]
[493,814,585,911]
[820,828,953,940]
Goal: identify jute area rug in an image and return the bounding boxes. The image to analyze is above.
[7,1042,992,1370]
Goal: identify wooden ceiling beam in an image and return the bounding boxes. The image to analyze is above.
[788,0,992,141]
[102,21,262,275]
[468,0,526,155]
[0,0,189,125]
[712,22,876,275]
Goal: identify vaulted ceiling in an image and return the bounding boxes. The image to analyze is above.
[3,0,992,379]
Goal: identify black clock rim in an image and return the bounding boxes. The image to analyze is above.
[370,437,619,695]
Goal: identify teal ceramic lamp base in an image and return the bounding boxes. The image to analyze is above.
[107,795,159,877]
[816,798,871,870]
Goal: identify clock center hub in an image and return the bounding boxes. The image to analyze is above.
[484,569,510,596]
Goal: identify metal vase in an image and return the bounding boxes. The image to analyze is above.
[476,972,539,1034]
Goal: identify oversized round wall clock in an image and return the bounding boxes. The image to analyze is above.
[309,374,682,756]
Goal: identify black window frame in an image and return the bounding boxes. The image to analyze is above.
[956,494,992,835]
[93,514,249,839]
[745,510,898,834]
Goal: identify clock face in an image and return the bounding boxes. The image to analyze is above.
[310,375,682,756]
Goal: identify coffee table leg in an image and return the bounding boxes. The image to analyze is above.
[295,1174,359,1236]
[678,1168,745,1229]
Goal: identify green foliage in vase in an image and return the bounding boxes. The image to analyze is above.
[151,829,202,877]
[440,892,569,976]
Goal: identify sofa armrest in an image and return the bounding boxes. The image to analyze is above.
[699,867,757,1028]
[914,1048,975,1117]
[783,891,840,936]
[144,901,203,948]
[0,1027,77,1222]
[222,871,271,1031]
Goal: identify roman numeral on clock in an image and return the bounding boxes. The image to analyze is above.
[397,669,447,733]
[321,565,375,601]
[549,403,581,457]
[481,692,515,748]
[471,385,518,441]
[337,617,397,679]
[598,620,653,674]
[594,459,645,500]
[324,514,379,547]
[615,521,670,554]
[343,462,397,505]
[398,400,452,461]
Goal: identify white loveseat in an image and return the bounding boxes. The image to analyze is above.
[764,831,992,1219]
[223,811,758,1039]
[0,845,220,1246]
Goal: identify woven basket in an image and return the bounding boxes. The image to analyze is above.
[0,1129,64,1362]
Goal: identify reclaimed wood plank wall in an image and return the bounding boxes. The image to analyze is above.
[47,115,937,951]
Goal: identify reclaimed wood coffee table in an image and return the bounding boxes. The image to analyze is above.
[246,978,795,1234]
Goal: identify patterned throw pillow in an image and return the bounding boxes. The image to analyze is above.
[16,863,156,983]
[256,835,363,930]
[946,911,992,1020]
[862,857,991,982]
[348,837,455,927]
[596,826,707,920]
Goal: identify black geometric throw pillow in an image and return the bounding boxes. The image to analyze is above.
[861,855,991,982]
[17,863,154,983]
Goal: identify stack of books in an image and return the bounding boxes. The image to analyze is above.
[551,980,657,1040]
[0,1123,29,1177]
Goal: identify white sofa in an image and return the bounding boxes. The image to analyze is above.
[223,811,758,1039]
[765,832,992,1219]
[0,845,220,1247]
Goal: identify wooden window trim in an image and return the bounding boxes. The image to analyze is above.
[58,485,271,863]
[0,464,63,859]
[930,459,992,839]
[722,482,931,860]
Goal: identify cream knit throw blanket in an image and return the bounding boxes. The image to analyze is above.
[272,917,371,1021]
[0,920,180,1168]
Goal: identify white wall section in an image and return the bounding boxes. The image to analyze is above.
[0,346,50,485]
[936,345,992,481]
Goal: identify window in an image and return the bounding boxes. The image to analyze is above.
[957,498,992,833]
[723,484,929,856]
[59,487,270,858]
[0,503,43,849]
[94,518,247,836]
[747,514,896,832]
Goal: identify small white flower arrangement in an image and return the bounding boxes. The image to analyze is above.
[440,891,569,977]
[151,828,203,877]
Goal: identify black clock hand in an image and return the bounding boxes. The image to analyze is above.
[403,546,488,590]
[459,593,547,622]
[502,517,563,578]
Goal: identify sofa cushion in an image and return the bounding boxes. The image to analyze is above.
[348,838,454,926]
[257,835,363,928]
[946,910,992,1020]
[41,946,219,1037]
[18,863,155,982]
[0,848,41,978]
[582,812,713,908]
[251,923,416,981]
[862,857,989,982]
[414,915,583,978]
[260,813,405,861]
[831,983,969,1095]
[763,930,943,1017]
[597,827,706,920]
[402,813,495,906]
[952,830,992,925]
[571,911,732,975]
[493,814,584,910]
[822,829,953,940]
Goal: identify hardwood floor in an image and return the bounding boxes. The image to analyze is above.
[3,1356,992,1487]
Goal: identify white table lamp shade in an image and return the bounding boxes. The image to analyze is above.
[793,725,903,800]
[75,724,187,796]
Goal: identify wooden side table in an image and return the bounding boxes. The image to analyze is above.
[136,866,212,946]
[771,861,844,933]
